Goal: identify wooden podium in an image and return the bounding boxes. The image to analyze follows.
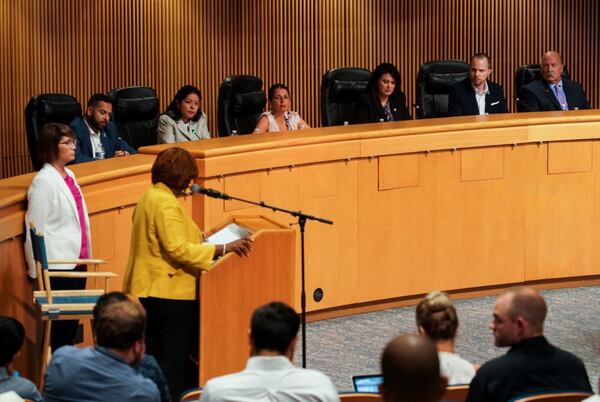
[198,215,295,385]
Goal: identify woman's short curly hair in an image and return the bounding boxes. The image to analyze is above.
[151,147,198,192]
[416,291,459,341]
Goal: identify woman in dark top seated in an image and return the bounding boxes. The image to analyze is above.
[353,62,411,124]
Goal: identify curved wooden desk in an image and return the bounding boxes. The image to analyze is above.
[141,110,600,315]
[2,111,600,380]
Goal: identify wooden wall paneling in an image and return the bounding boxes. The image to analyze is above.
[524,142,599,280]
[1,0,599,178]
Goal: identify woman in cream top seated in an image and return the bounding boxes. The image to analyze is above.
[416,291,477,385]
[157,85,210,143]
[254,83,310,133]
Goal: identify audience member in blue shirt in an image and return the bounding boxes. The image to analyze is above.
[43,295,160,402]
[0,317,42,402]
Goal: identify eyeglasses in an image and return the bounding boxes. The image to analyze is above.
[58,139,77,148]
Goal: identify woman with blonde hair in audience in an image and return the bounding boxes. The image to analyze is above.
[416,291,476,385]
[254,83,309,133]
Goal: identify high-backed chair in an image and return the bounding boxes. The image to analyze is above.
[510,391,593,402]
[321,67,371,126]
[514,64,570,111]
[24,94,82,170]
[217,75,266,136]
[415,60,469,119]
[107,86,159,149]
[29,224,116,385]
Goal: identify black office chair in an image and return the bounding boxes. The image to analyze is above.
[415,60,469,119]
[515,64,570,111]
[217,75,266,136]
[321,67,371,127]
[24,94,82,171]
[107,86,159,149]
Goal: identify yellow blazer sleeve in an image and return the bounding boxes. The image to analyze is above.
[155,199,215,270]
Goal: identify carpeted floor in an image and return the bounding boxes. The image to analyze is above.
[296,286,600,393]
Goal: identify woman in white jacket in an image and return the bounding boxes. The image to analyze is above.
[24,123,92,351]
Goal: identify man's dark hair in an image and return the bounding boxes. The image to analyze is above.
[87,93,112,108]
[381,334,443,402]
[0,317,25,367]
[94,293,146,350]
[93,291,129,321]
[250,301,299,354]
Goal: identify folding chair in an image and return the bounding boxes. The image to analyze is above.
[29,224,117,384]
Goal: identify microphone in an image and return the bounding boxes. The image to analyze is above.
[189,184,231,200]
[514,96,535,113]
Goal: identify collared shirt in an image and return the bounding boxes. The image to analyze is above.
[550,80,569,110]
[200,355,340,402]
[472,81,489,115]
[0,367,42,402]
[43,346,160,402]
[83,118,105,159]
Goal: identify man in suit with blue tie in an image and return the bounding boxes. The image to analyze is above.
[448,53,509,116]
[70,93,137,164]
[518,51,589,112]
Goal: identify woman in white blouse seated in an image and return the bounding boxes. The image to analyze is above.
[254,83,310,133]
[416,291,477,385]
[157,85,210,143]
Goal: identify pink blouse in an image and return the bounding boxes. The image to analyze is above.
[64,174,89,259]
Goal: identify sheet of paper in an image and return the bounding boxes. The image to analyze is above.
[206,223,252,244]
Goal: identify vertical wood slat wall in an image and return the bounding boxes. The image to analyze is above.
[0,0,598,179]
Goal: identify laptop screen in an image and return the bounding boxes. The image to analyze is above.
[352,374,383,393]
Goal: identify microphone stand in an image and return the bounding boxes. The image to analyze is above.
[198,187,333,368]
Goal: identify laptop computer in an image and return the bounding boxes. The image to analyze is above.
[352,374,383,393]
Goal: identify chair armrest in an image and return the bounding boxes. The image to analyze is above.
[46,272,118,278]
[47,259,105,265]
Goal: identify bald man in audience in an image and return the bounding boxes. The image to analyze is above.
[466,287,592,402]
[518,51,590,111]
[380,334,447,402]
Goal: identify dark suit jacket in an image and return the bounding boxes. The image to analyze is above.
[518,78,589,112]
[352,91,411,124]
[70,116,137,164]
[448,78,509,116]
[465,337,592,402]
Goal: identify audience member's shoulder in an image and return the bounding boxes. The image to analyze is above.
[52,345,80,359]
[552,343,586,365]
[475,352,512,376]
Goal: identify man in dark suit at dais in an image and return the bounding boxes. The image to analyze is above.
[448,53,509,116]
[519,50,590,112]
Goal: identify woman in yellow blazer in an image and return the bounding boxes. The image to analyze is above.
[123,147,251,400]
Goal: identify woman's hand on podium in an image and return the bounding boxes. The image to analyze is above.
[226,238,253,257]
